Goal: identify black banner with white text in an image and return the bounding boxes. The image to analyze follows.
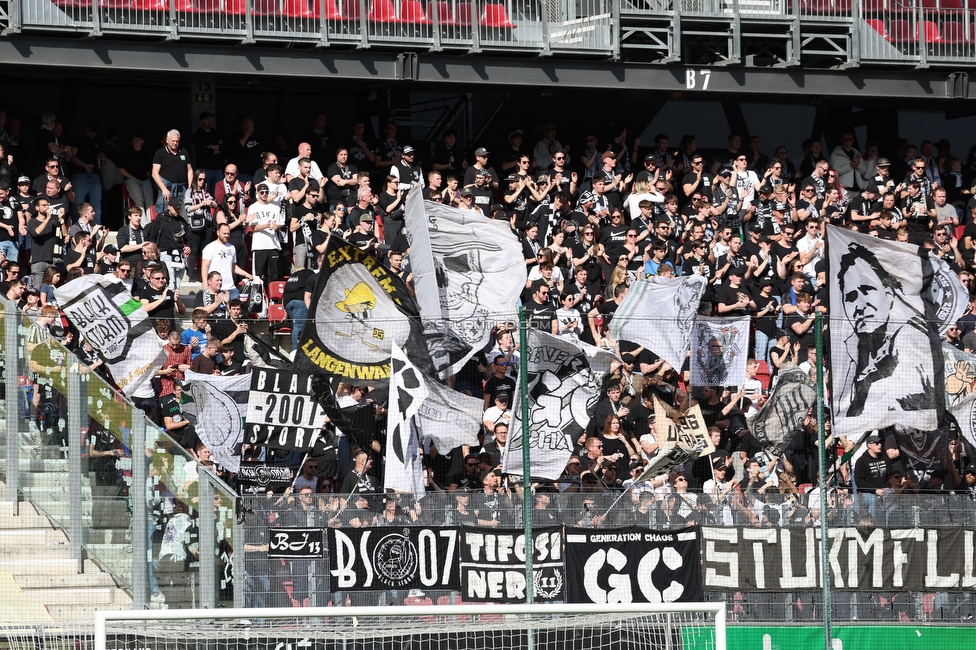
[328,527,461,592]
[564,527,704,603]
[701,526,976,592]
[458,527,564,603]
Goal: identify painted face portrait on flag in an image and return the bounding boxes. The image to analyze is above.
[837,242,935,418]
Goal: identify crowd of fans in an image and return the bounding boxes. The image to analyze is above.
[2,109,976,536]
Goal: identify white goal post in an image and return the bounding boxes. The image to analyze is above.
[95,603,726,650]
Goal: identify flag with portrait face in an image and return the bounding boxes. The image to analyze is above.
[827,226,961,437]
[689,316,750,387]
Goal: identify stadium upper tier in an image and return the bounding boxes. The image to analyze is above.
[5,0,976,70]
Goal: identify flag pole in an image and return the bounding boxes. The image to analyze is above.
[517,307,534,607]
[814,311,832,649]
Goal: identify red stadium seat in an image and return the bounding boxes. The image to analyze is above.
[861,0,889,13]
[268,304,292,348]
[268,280,287,303]
[223,0,248,15]
[368,0,398,22]
[292,0,339,18]
[430,1,456,25]
[99,0,131,8]
[481,3,514,28]
[755,361,772,392]
[920,0,938,7]
[399,0,430,24]
[455,2,474,25]
[340,0,361,19]
[193,0,220,10]
[941,21,969,44]
[169,0,198,10]
[131,0,165,9]
[919,20,941,42]
[253,0,278,15]
[866,18,888,38]
[886,19,915,42]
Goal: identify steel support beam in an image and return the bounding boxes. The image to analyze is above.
[0,36,969,100]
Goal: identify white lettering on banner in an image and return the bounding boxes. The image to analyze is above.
[925,529,960,588]
[467,570,526,601]
[890,529,924,588]
[846,528,885,589]
[779,529,817,589]
[464,532,561,563]
[636,547,685,603]
[814,528,847,590]
[702,528,739,590]
[742,529,777,590]
[359,531,373,587]
[583,548,632,604]
[331,531,357,589]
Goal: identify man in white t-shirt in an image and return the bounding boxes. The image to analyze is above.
[248,182,284,282]
[284,142,325,182]
[201,223,252,299]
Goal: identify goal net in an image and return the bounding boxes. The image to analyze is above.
[77,604,725,650]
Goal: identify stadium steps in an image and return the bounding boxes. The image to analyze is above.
[0,484,134,622]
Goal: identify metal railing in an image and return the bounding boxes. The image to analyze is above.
[9,0,976,66]
[238,491,976,620]
[0,297,241,611]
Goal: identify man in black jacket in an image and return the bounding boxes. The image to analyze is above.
[147,196,190,291]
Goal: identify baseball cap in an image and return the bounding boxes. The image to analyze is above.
[103,244,119,255]
[460,187,473,197]
[876,157,891,167]
[17,176,30,185]
[965,463,976,475]
[578,191,596,205]
[866,433,882,444]
[476,168,491,178]
[505,174,519,182]
[168,196,183,210]
[359,213,374,222]
[255,182,271,192]
[401,145,415,155]
[760,277,775,287]
[496,390,510,401]
[728,268,744,276]
[774,329,789,339]
[474,147,490,157]
[644,154,657,163]
[508,129,523,141]
[717,168,733,178]
[758,184,774,195]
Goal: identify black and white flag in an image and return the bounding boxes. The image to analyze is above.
[609,276,707,372]
[385,343,428,496]
[55,275,166,396]
[690,316,750,387]
[416,377,483,453]
[183,370,250,473]
[748,362,818,459]
[245,368,329,452]
[297,236,432,387]
[405,187,526,378]
[503,329,616,480]
[828,225,963,437]
[236,461,293,495]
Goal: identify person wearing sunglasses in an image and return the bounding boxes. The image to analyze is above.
[483,353,516,411]
[247,182,284,282]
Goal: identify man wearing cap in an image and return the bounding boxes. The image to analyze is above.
[710,169,740,225]
[347,210,379,255]
[596,151,630,210]
[855,433,890,519]
[391,144,423,193]
[151,129,194,218]
[869,157,895,195]
[949,462,976,501]
[457,187,483,215]
[463,147,499,189]
[247,181,284,282]
[533,124,566,172]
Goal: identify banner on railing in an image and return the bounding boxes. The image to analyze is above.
[245,368,329,450]
[458,527,564,603]
[563,526,704,603]
[236,460,293,495]
[328,526,461,592]
[269,527,326,559]
[701,526,976,592]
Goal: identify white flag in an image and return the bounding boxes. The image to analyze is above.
[405,186,526,378]
[609,275,707,372]
[690,316,751,387]
[504,329,617,480]
[55,274,166,396]
[416,379,483,453]
[183,371,250,473]
[828,225,954,437]
[385,343,428,496]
